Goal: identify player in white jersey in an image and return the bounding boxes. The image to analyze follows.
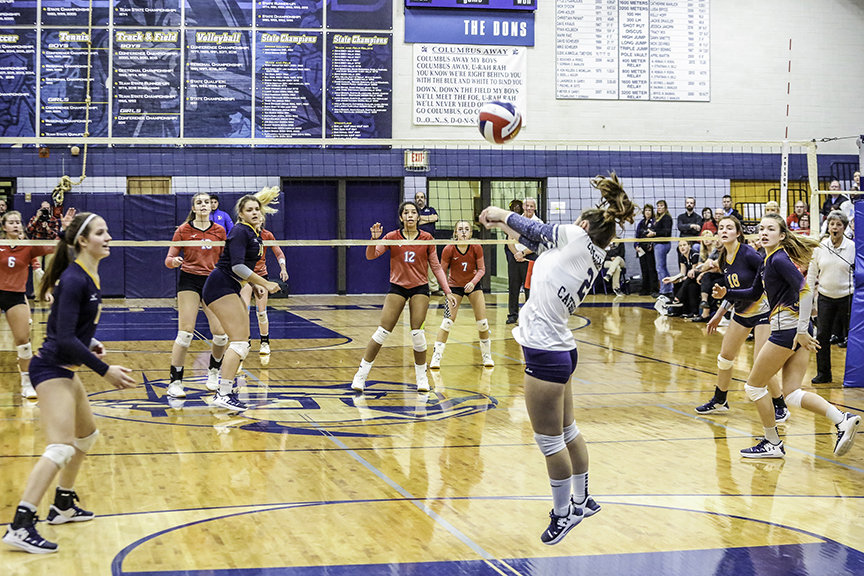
[480,173,635,545]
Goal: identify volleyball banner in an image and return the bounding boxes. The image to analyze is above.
[845,200,864,387]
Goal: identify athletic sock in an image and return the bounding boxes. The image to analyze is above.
[550,478,571,517]
[479,338,491,355]
[358,359,373,376]
[764,426,781,445]
[571,472,588,504]
[433,342,446,355]
[218,378,234,396]
[714,387,728,404]
[825,404,844,425]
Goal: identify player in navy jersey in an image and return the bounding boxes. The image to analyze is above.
[3,213,137,554]
[429,220,492,369]
[480,173,635,545]
[716,214,860,458]
[202,195,281,412]
[696,216,789,422]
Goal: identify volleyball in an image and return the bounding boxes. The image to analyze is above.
[478,101,522,144]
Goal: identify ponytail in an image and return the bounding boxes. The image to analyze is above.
[39,212,96,301]
[765,214,820,268]
[579,172,636,248]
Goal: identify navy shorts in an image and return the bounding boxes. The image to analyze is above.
[522,346,579,384]
[202,267,241,306]
[178,271,208,296]
[388,283,430,299]
[732,312,770,329]
[29,354,75,387]
[769,323,814,351]
[0,290,26,312]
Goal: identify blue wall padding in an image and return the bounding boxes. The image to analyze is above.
[844,201,864,387]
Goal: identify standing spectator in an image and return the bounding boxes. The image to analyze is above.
[415,191,442,296]
[26,202,60,240]
[0,198,7,218]
[209,194,234,235]
[654,200,674,299]
[839,197,855,240]
[636,204,659,297]
[700,207,717,234]
[809,211,854,384]
[506,198,528,324]
[677,197,702,237]
[820,180,848,219]
[787,201,808,230]
[522,197,543,292]
[720,194,743,221]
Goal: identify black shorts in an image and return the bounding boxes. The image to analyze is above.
[449,286,466,297]
[0,290,27,312]
[388,283,430,299]
[29,354,75,387]
[202,267,242,305]
[732,312,770,330]
[178,271,208,296]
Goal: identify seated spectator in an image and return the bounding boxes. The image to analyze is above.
[852,171,860,191]
[658,240,700,317]
[602,241,626,296]
[700,207,717,234]
[764,200,780,216]
[798,213,811,236]
[720,194,743,221]
[691,231,723,322]
[820,180,848,219]
[787,200,808,230]
[677,197,703,237]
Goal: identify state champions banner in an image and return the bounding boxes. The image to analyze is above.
[412,43,526,126]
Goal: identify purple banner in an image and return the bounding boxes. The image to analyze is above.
[256,0,322,28]
[0,30,36,137]
[406,0,535,9]
[1,0,37,25]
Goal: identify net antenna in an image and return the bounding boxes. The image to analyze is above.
[404,149,430,172]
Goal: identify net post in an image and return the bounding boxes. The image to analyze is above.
[807,141,820,235]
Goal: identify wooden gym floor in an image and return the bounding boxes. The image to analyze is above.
[1,293,863,576]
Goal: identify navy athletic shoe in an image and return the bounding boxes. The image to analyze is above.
[696,399,729,415]
[741,438,785,459]
[540,503,583,545]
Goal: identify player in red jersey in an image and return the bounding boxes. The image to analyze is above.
[351,201,457,393]
[241,219,288,364]
[429,220,493,369]
[164,193,228,400]
[0,209,73,399]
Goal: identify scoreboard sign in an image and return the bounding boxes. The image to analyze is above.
[405,0,536,10]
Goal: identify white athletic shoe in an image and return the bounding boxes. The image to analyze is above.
[212,392,248,412]
[21,383,37,400]
[206,368,220,391]
[351,371,366,392]
[429,351,442,369]
[482,353,495,367]
[417,372,430,393]
[835,412,861,457]
[260,342,271,355]
[167,381,186,398]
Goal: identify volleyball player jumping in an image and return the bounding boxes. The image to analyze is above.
[480,173,635,545]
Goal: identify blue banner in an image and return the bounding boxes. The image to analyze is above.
[0,30,36,138]
[41,29,110,137]
[404,7,534,46]
[327,0,391,31]
[255,31,323,138]
[114,0,181,27]
[113,29,181,138]
[41,0,109,26]
[406,0,535,10]
[256,0,322,28]
[184,29,252,138]
[326,32,391,138]
[1,1,37,25]
[185,0,252,27]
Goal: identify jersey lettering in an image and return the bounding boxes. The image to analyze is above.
[7,256,15,268]
[461,262,468,271]
[575,267,596,303]
[558,285,578,314]
[202,239,213,250]
[728,273,740,288]
[404,251,415,263]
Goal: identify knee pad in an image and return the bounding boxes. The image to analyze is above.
[411,329,427,353]
[73,429,100,453]
[785,388,806,409]
[43,444,76,469]
[229,340,250,360]
[440,318,454,332]
[476,319,489,332]
[717,354,735,371]
[745,384,769,402]
[17,343,32,360]
[563,421,580,443]
[372,326,391,345]
[175,330,194,348]
[212,333,229,346]
[533,432,567,457]
[256,309,268,323]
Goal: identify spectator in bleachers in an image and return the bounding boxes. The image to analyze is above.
[659,240,700,317]
[602,241,626,297]
[415,190,442,295]
[820,180,848,219]
[852,171,860,191]
[654,200,674,299]
[677,197,702,237]
[0,198,6,218]
[720,194,743,221]
[798,213,811,236]
[700,207,717,234]
[839,197,855,239]
[787,200,808,230]
[809,211,855,384]
[690,231,723,323]
[209,194,234,235]
[636,204,659,297]
[26,201,60,240]
[764,200,780,216]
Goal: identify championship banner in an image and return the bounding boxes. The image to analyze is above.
[41,0,109,26]
[256,0,323,28]
[0,30,36,137]
[405,0,535,9]
[114,0,180,27]
[1,0,37,25]
[412,43,526,126]
[185,0,252,27]
[327,0,392,31]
